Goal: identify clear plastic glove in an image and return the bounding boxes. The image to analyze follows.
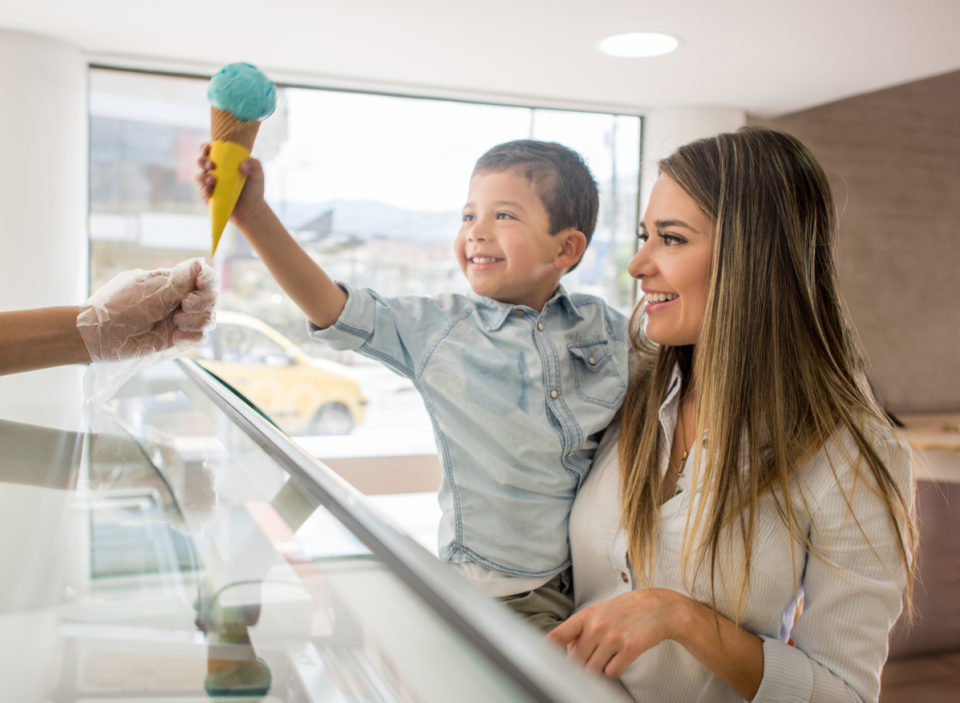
[78,258,219,403]
[77,258,219,362]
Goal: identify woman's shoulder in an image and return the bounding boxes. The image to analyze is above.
[799,416,912,507]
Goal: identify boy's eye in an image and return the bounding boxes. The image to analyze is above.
[462,213,475,222]
[496,212,515,220]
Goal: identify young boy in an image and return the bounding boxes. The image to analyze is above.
[198,139,629,631]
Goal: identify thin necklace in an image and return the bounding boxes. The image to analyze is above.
[677,405,690,476]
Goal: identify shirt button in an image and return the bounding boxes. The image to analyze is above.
[620,572,629,583]
[588,357,597,365]
[550,390,559,399]
[537,322,544,331]
[514,310,525,316]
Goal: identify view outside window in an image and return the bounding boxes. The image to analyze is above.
[89,68,642,458]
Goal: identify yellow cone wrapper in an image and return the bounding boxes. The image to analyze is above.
[209,106,262,257]
[209,140,251,257]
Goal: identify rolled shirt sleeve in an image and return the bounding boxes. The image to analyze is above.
[308,282,446,378]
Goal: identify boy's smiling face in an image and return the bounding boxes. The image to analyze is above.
[456,169,576,312]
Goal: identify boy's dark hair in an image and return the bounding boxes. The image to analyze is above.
[473,140,599,271]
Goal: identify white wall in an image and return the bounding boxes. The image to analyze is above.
[0,29,88,307]
[0,30,88,429]
[640,107,746,212]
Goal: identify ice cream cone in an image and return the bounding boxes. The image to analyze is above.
[209,106,262,257]
[211,106,261,150]
[205,63,276,256]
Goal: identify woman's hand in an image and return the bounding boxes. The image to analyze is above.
[546,588,687,678]
[549,588,764,699]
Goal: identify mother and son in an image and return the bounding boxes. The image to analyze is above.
[196,126,915,702]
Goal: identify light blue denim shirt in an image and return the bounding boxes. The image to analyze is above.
[310,282,629,577]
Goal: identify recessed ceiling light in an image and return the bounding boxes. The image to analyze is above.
[596,32,679,58]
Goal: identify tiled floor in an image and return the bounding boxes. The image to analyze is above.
[880,652,960,702]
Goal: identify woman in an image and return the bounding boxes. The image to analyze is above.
[548,127,915,702]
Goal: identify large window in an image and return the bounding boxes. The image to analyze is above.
[90,67,641,460]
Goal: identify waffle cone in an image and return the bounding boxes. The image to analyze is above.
[210,106,261,150]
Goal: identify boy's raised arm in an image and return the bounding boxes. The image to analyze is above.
[231,193,348,329]
[198,148,347,329]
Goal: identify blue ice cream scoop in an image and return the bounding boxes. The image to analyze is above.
[207,62,276,121]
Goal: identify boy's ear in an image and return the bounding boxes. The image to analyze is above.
[555,229,587,271]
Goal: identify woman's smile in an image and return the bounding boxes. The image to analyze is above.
[643,289,680,312]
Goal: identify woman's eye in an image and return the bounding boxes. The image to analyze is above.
[636,231,649,245]
[661,233,685,246]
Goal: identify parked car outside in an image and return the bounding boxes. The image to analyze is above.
[189,311,367,435]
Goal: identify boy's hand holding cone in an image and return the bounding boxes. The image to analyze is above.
[207,63,276,257]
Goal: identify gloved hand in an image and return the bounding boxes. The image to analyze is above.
[77,258,219,363]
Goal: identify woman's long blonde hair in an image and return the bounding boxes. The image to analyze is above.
[619,127,915,615]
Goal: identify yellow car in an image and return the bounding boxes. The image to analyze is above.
[191,311,367,435]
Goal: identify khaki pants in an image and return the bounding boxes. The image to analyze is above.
[499,567,573,634]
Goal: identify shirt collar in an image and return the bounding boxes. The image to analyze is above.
[658,363,709,451]
[470,285,580,331]
[659,364,684,431]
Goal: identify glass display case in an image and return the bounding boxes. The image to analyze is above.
[0,359,628,703]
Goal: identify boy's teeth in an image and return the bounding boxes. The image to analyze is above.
[647,292,678,303]
[472,257,499,263]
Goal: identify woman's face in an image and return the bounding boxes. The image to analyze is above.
[628,175,715,347]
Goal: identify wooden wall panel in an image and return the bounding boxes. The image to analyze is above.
[753,70,960,413]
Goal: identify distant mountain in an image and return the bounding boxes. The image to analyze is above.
[273,199,460,242]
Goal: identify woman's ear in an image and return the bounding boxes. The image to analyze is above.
[555,229,588,271]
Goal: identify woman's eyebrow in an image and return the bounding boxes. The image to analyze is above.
[654,218,700,233]
[639,219,700,234]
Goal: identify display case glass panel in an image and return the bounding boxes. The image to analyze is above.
[0,360,626,703]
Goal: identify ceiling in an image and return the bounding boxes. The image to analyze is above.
[2,0,960,117]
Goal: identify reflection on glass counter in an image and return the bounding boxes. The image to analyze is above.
[0,359,627,703]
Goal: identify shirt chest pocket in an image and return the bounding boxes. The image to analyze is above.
[568,341,626,409]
